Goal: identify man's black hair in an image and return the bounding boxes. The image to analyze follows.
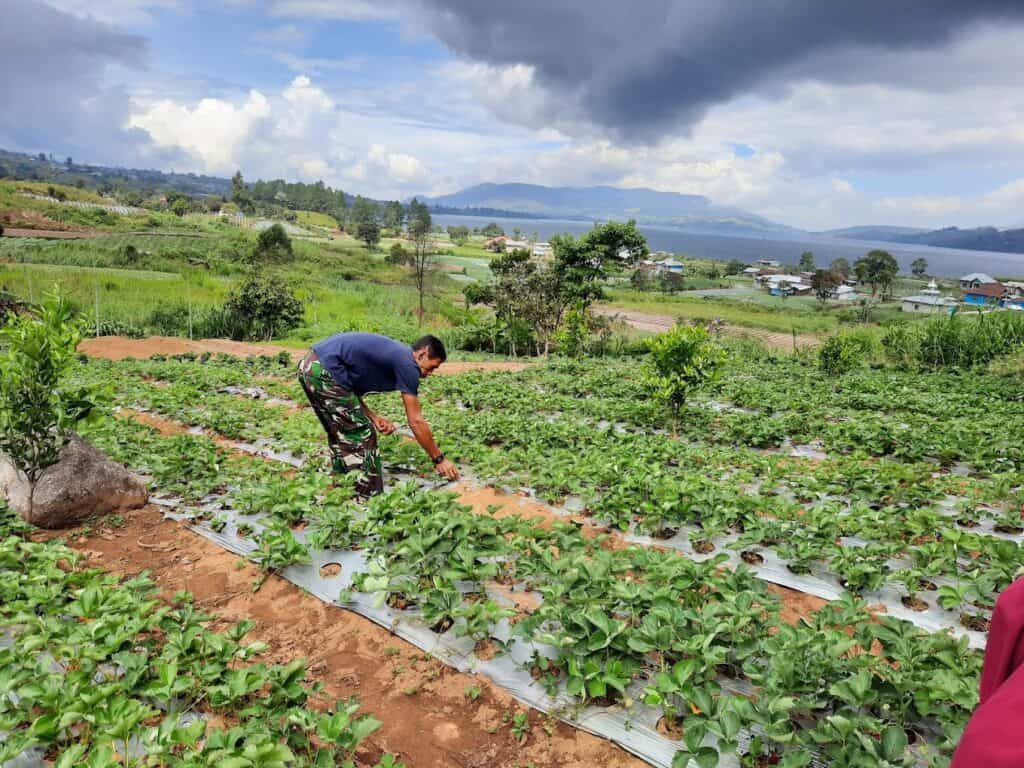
[412,334,447,362]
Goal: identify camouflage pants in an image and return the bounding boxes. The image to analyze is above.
[297,350,383,496]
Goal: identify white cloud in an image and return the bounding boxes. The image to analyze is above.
[127,75,438,197]
[43,0,182,26]
[876,195,963,218]
[129,90,271,171]
[253,23,309,46]
[269,0,398,21]
[272,51,367,74]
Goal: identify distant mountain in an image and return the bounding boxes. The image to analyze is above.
[827,223,1024,255]
[418,182,795,236]
[822,225,930,240]
[0,148,232,197]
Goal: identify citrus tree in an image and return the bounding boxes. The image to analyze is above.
[642,325,726,434]
[0,292,94,514]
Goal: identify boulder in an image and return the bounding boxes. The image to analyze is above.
[0,435,148,529]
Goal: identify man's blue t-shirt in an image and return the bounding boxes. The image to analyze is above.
[312,332,421,397]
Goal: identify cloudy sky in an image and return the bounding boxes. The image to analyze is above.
[6,0,1024,230]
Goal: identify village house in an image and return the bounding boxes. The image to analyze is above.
[832,284,858,301]
[759,274,811,296]
[963,281,1008,306]
[1003,280,1024,298]
[655,257,685,274]
[902,294,958,313]
[959,272,998,290]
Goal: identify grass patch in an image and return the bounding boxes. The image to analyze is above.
[605,288,840,334]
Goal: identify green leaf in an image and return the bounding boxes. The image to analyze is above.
[880,725,908,762]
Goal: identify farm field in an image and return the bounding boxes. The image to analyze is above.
[7,338,1017,767]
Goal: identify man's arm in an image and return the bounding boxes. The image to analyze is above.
[402,392,458,480]
[358,396,396,434]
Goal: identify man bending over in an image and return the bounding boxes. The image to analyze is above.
[298,332,459,495]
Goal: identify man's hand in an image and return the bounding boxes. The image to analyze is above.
[371,414,397,435]
[435,458,459,480]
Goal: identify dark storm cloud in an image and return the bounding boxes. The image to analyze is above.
[414,0,1024,141]
[0,0,154,160]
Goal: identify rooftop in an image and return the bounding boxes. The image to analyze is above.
[960,272,997,283]
[965,282,1008,298]
[903,295,958,306]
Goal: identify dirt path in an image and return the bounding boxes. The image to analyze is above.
[595,307,822,351]
[79,335,532,375]
[50,507,645,768]
[0,227,101,239]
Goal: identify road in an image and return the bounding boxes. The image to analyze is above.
[594,306,822,351]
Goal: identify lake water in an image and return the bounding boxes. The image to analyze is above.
[433,214,1024,279]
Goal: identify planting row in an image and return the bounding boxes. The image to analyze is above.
[0,506,391,768]
[74,354,1024,628]
[76,414,985,768]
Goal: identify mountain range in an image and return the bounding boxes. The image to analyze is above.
[418,183,795,236]
[422,183,1024,254]
[822,224,1024,254]
[3,146,1023,255]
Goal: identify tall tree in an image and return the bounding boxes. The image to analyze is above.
[830,257,851,278]
[231,170,253,214]
[811,269,838,305]
[853,250,899,298]
[407,198,434,323]
[911,257,928,278]
[383,200,405,230]
[479,220,649,355]
[351,196,380,250]
[799,251,816,271]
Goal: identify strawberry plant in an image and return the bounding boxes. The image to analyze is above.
[251,520,312,590]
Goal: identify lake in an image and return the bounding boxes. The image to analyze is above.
[433,214,1024,279]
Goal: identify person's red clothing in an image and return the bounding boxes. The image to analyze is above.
[951,577,1024,767]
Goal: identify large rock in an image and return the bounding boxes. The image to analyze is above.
[0,435,148,529]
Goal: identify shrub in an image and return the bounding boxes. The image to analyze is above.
[881,323,920,369]
[254,223,293,261]
[818,333,866,375]
[144,303,191,336]
[0,292,95,513]
[643,325,726,432]
[221,271,304,341]
[918,311,1024,369]
[388,242,410,266]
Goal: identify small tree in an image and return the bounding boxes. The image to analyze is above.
[811,269,838,305]
[642,325,726,435]
[387,242,410,266]
[447,225,470,245]
[0,293,94,518]
[799,251,816,271]
[911,257,928,278]
[254,223,293,261]
[222,271,304,341]
[553,301,589,358]
[407,198,435,323]
[357,218,381,251]
[660,271,685,294]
